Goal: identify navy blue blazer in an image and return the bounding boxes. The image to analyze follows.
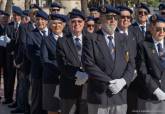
[56,33,87,99]
[40,33,60,84]
[82,30,134,105]
[137,37,165,101]
[26,28,50,79]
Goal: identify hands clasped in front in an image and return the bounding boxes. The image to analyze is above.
[75,71,88,86]
[109,78,126,94]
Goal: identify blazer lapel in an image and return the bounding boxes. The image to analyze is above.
[66,34,80,63]
[146,39,164,72]
[96,31,114,71]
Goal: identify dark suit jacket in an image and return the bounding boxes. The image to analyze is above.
[40,33,60,84]
[82,30,134,105]
[137,37,165,101]
[26,28,50,79]
[5,22,23,55]
[132,21,149,38]
[56,33,86,99]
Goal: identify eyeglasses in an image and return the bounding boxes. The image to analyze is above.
[106,15,118,20]
[51,8,60,12]
[138,11,148,15]
[87,24,95,27]
[156,27,165,32]
[161,12,165,15]
[71,20,83,23]
[120,15,131,19]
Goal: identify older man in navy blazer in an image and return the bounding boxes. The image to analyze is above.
[26,10,49,114]
[82,5,134,114]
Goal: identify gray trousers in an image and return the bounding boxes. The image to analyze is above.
[88,103,127,114]
[137,98,165,114]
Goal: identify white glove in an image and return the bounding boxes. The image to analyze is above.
[75,71,88,86]
[53,85,60,99]
[153,88,165,101]
[109,78,126,94]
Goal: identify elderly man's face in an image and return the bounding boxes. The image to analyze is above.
[90,11,100,18]
[70,17,85,35]
[118,10,131,29]
[101,13,118,34]
[50,20,65,34]
[13,13,22,22]
[152,22,165,41]
[50,7,60,14]
[137,8,148,23]
[36,17,48,30]
[160,9,165,18]
[86,20,95,33]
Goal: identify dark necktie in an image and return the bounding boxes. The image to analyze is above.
[75,38,82,61]
[41,30,46,37]
[15,23,19,32]
[108,36,115,60]
[140,26,145,36]
[157,43,165,68]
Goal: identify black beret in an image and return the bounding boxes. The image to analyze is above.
[105,5,120,15]
[50,2,62,8]
[0,10,9,16]
[23,10,30,16]
[12,6,23,16]
[136,3,150,13]
[49,14,67,22]
[36,10,48,20]
[117,6,133,14]
[69,9,85,20]
[30,4,42,11]
[159,4,165,10]
[86,16,95,22]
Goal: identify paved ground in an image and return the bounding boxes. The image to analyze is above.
[0,75,22,114]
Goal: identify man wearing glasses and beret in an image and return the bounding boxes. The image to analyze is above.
[82,5,134,114]
[49,2,63,14]
[132,3,150,38]
[56,9,88,114]
[159,3,165,18]
[137,15,165,114]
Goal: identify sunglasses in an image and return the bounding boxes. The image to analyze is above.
[71,20,83,23]
[161,12,165,15]
[120,15,131,19]
[106,15,118,20]
[51,8,60,12]
[87,24,95,27]
[138,11,148,15]
[156,27,165,32]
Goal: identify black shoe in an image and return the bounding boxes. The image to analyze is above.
[2,99,13,104]
[10,108,24,113]
[8,102,17,108]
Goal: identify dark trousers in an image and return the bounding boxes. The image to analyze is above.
[61,98,88,114]
[16,69,30,111]
[3,53,16,101]
[31,78,47,114]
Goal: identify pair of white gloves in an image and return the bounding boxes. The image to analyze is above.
[75,71,88,86]
[109,78,126,94]
[154,88,165,101]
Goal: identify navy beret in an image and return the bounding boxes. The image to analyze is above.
[50,2,62,8]
[0,10,9,16]
[136,3,150,13]
[86,16,95,22]
[49,14,67,22]
[30,4,42,11]
[159,4,165,10]
[69,9,85,20]
[117,6,133,14]
[23,10,30,16]
[36,10,48,20]
[89,6,99,12]
[105,5,120,15]
[12,6,23,16]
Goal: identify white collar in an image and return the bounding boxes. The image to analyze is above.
[39,27,49,36]
[72,33,83,41]
[102,29,115,38]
